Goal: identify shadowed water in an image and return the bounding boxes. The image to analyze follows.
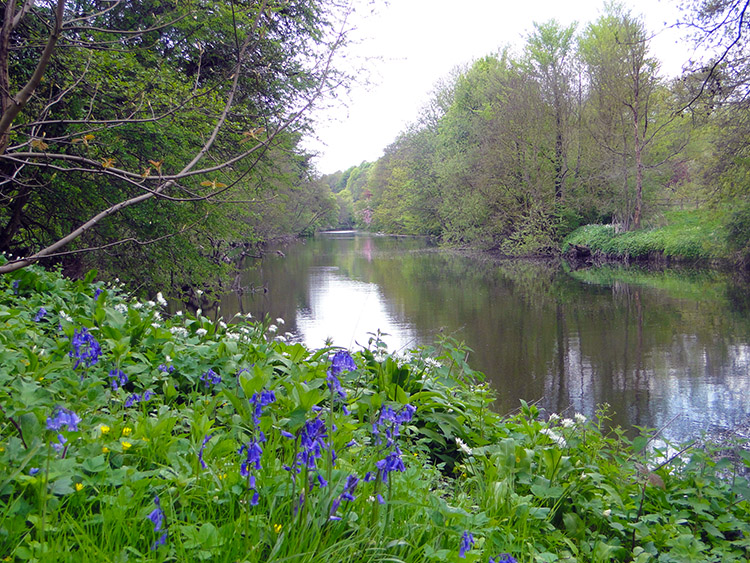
[213,231,750,444]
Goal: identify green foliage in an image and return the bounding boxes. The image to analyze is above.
[1,262,749,562]
[563,209,731,261]
[725,202,750,265]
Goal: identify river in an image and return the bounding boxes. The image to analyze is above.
[210,231,750,445]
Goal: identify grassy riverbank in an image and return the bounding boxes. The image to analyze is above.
[562,209,732,264]
[1,263,750,562]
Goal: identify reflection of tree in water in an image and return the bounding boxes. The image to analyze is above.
[193,234,750,444]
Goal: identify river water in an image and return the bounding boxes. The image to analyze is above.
[212,231,750,445]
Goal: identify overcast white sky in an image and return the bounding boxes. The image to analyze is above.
[304,0,696,175]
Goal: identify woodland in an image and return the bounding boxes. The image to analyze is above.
[2,0,750,293]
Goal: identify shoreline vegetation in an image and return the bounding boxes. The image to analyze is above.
[2,261,750,562]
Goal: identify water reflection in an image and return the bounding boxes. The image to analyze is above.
[217,231,750,444]
[296,266,419,350]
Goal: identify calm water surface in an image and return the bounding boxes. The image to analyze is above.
[215,231,750,444]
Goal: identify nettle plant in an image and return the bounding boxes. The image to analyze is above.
[1,262,750,563]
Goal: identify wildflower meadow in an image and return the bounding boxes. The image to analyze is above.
[1,262,750,562]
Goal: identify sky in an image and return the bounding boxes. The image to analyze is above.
[304,0,696,175]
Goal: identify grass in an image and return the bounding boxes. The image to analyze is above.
[1,261,749,562]
[562,208,731,262]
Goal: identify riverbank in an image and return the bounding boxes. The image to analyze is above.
[1,262,749,562]
[561,208,739,268]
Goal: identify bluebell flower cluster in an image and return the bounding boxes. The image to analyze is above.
[94,288,103,300]
[370,404,415,483]
[459,530,475,558]
[372,404,416,447]
[51,433,67,453]
[293,416,328,472]
[200,369,221,388]
[326,350,356,400]
[46,407,80,432]
[69,327,102,370]
[108,369,128,391]
[490,554,517,563]
[34,307,47,322]
[329,474,360,520]
[198,434,212,469]
[239,439,263,505]
[158,363,175,373]
[147,496,168,550]
[125,389,155,408]
[249,390,275,427]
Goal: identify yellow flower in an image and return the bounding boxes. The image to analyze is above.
[121,427,132,436]
[142,437,150,442]
[0,445,5,453]
[102,446,110,453]
[274,523,282,534]
[37,376,44,382]
[100,425,111,434]
[75,483,84,492]
[121,441,132,450]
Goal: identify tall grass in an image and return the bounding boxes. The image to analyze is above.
[562,209,730,262]
[1,262,749,562]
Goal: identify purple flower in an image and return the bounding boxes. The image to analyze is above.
[34,307,47,322]
[372,404,415,447]
[200,369,221,388]
[330,351,357,377]
[29,467,39,475]
[490,555,517,563]
[249,390,276,427]
[198,434,212,469]
[12,280,19,294]
[46,407,80,432]
[376,493,385,505]
[125,394,140,408]
[69,327,102,370]
[295,417,328,471]
[147,496,167,550]
[280,430,295,439]
[51,433,67,453]
[158,364,175,373]
[94,288,103,300]
[239,440,264,476]
[340,474,359,502]
[459,531,474,558]
[329,497,342,520]
[108,369,128,391]
[375,447,406,483]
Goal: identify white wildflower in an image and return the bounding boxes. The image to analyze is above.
[425,358,442,369]
[276,317,285,325]
[132,302,143,310]
[456,437,472,456]
[156,292,168,307]
[196,328,208,337]
[60,311,73,322]
[603,509,611,517]
[151,323,160,329]
[540,427,567,447]
[267,324,277,333]
[219,321,227,329]
[165,355,172,363]
[195,289,204,296]
[548,413,560,423]
[561,418,575,429]
[152,311,162,321]
[226,332,240,340]
[196,308,202,317]
[175,311,183,317]
[574,412,587,424]
[146,300,156,308]
[114,303,127,314]
[170,326,188,338]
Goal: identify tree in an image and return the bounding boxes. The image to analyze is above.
[525,20,578,202]
[579,3,661,229]
[0,0,355,279]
